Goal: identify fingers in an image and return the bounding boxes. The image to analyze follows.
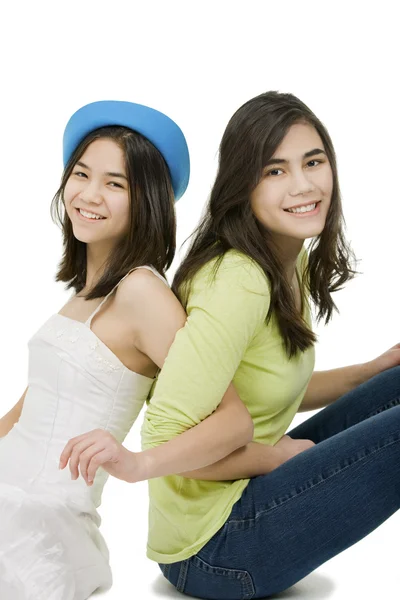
[86,449,113,485]
[79,444,110,485]
[59,430,98,470]
[68,439,98,480]
[59,429,117,486]
[389,343,400,350]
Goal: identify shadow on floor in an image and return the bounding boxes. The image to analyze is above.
[151,570,336,599]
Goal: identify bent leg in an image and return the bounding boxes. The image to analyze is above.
[168,403,400,599]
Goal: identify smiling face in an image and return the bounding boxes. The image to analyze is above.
[63,138,130,247]
[250,122,334,244]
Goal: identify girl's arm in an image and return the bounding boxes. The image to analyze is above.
[114,267,256,477]
[120,254,270,479]
[298,366,370,411]
[178,441,284,480]
[299,343,400,411]
[0,387,28,437]
[131,383,254,481]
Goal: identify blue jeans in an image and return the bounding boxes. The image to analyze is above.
[159,366,400,599]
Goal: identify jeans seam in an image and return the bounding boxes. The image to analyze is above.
[242,571,255,598]
[190,555,256,599]
[363,395,400,420]
[228,433,400,525]
[162,563,171,579]
[176,559,189,593]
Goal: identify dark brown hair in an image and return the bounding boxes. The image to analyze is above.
[172,91,358,358]
[51,126,176,299]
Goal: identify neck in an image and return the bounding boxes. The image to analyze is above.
[84,241,114,291]
[270,235,304,282]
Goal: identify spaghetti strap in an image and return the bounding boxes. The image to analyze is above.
[85,265,169,328]
[133,265,169,286]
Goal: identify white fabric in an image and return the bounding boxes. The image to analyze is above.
[0,266,166,599]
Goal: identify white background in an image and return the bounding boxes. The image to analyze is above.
[0,1,399,598]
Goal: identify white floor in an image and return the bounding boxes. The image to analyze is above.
[92,421,399,600]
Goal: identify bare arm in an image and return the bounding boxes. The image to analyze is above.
[179,441,282,480]
[0,387,28,437]
[135,384,254,480]
[299,343,400,412]
[115,271,254,478]
[298,364,371,412]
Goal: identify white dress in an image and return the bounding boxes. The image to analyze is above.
[0,266,167,600]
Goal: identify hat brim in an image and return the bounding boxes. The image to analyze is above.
[63,100,190,201]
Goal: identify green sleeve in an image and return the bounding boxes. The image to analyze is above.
[141,252,270,447]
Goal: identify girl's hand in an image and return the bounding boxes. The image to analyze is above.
[59,429,137,485]
[274,435,315,464]
[367,343,400,378]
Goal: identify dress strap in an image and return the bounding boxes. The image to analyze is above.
[134,265,169,287]
[85,265,169,328]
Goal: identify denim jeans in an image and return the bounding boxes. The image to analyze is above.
[159,365,400,599]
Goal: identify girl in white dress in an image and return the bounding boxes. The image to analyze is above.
[0,101,254,600]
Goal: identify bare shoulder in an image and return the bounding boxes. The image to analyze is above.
[119,267,168,295]
[114,268,186,328]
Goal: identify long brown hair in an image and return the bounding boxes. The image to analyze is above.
[173,91,358,358]
[51,125,176,300]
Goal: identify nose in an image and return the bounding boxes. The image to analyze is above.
[288,169,315,197]
[78,180,103,205]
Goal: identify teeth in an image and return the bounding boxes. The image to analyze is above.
[79,209,104,220]
[287,203,317,214]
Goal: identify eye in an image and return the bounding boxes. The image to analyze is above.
[306,159,322,168]
[73,171,87,178]
[108,181,124,189]
[266,168,283,177]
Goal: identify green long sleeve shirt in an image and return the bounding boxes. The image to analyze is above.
[141,249,315,563]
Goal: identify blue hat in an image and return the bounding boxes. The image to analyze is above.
[63,100,190,201]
